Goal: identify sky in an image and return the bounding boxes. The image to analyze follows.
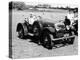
[24,2,78,8]
[11,0,78,8]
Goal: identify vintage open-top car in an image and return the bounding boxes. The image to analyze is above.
[16,15,76,49]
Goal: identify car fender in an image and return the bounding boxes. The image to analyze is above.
[43,27,56,33]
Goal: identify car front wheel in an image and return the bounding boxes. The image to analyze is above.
[41,30,53,49]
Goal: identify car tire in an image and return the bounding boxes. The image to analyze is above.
[41,29,53,49]
[33,24,40,36]
[16,23,24,39]
[33,21,42,44]
[67,37,75,44]
[17,26,24,39]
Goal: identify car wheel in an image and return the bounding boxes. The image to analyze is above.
[18,28,24,39]
[33,22,42,44]
[33,25,40,36]
[67,37,75,44]
[17,23,24,39]
[42,30,53,49]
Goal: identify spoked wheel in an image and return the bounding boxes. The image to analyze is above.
[42,31,53,49]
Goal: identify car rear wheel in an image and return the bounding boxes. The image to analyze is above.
[33,21,42,44]
[16,23,24,39]
[33,25,40,36]
[18,28,24,39]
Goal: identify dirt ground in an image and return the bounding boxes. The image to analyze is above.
[11,10,78,59]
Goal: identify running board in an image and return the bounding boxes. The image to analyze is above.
[52,35,75,41]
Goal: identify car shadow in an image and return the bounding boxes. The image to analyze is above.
[21,35,40,44]
[18,35,73,50]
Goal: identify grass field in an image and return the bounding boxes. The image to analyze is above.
[11,9,78,59]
